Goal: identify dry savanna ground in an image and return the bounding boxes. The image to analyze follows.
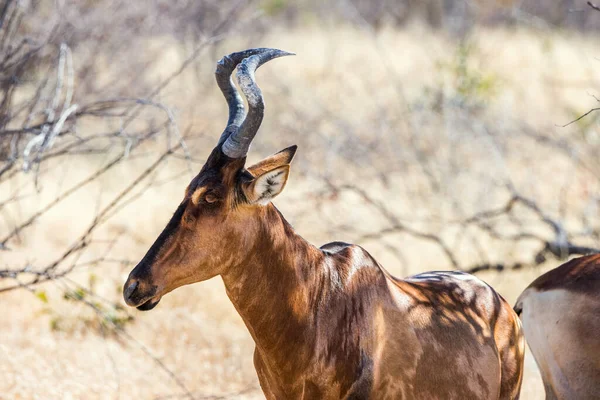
[1,24,599,399]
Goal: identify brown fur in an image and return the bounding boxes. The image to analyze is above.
[519,253,600,294]
[515,255,600,399]
[124,144,525,399]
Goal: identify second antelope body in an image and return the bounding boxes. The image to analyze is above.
[123,48,525,399]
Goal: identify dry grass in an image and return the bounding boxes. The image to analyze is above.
[2,24,600,399]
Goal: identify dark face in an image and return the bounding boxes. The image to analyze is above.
[123,146,296,310]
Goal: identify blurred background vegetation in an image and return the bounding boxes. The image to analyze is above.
[2,0,600,399]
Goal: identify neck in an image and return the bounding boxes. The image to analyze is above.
[221,204,324,372]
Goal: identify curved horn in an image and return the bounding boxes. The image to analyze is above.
[215,48,277,145]
[221,48,294,159]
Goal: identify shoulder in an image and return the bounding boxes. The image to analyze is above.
[320,242,379,266]
[320,242,385,287]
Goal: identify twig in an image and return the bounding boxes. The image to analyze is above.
[559,107,600,127]
[0,148,173,292]
[588,1,600,12]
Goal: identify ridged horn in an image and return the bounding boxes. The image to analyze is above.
[220,48,294,158]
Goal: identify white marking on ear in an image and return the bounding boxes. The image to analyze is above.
[252,166,289,205]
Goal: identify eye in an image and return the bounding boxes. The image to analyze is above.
[204,193,218,203]
[183,213,195,224]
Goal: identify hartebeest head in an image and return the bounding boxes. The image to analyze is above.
[123,48,294,310]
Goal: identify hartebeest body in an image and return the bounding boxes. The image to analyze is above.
[124,48,525,399]
[515,254,600,400]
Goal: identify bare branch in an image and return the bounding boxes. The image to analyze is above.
[559,107,600,127]
[588,1,600,12]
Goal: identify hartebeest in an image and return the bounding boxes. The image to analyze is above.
[123,48,525,399]
[515,254,600,399]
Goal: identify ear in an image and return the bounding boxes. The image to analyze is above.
[246,145,297,178]
[243,145,296,205]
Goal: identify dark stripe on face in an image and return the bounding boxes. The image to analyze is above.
[124,195,189,307]
[138,200,188,267]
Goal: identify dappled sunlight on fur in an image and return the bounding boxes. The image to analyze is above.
[4,24,599,398]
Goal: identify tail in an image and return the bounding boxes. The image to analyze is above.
[513,299,523,317]
[513,291,527,317]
